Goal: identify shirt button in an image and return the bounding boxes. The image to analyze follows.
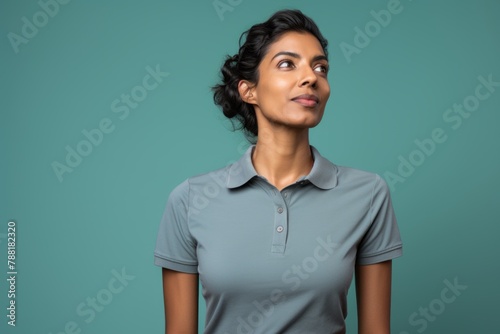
[277,207,284,214]
[283,192,288,198]
[276,226,284,233]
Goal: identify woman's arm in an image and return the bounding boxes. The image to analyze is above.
[162,268,199,334]
[355,260,392,334]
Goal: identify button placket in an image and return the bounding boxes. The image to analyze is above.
[271,193,288,253]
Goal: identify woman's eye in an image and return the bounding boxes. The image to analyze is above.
[278,60,294,68]
[315,64,329,74]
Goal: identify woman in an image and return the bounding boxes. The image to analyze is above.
[154,9,402,334]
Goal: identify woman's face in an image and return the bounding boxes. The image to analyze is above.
[243,31,330,133]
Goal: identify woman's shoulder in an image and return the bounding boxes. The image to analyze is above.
[334,163,388,193]
[169,163,234,196]
[315,147,380,185]
[335,164,380,180]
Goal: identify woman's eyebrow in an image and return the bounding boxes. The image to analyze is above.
[271,51,328,62]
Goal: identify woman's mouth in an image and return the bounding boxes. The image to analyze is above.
[292,94,319,107]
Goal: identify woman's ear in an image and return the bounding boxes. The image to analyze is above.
[238,80,256,104]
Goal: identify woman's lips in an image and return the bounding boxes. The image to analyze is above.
[293,98,318,107]
[292,94,319,107]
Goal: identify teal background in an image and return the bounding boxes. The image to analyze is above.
[1,0,499,333]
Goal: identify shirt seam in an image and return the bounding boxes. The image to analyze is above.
[368,174,381,225]
[154,252,198,266]
[186,178,196,249]
[357,243,403,259]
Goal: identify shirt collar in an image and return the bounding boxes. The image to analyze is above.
[226,144,338,190]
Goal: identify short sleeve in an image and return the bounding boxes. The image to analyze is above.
[154,179,198,273]
[356,174,403,265]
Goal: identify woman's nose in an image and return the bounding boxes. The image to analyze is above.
[298,66,318,87]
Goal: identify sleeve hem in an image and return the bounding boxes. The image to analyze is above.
[154,255,198,274]
[356,244,403,265]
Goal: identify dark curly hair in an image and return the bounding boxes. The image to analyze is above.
[212,9,328,143]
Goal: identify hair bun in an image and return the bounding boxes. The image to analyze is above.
[213,53,251,127]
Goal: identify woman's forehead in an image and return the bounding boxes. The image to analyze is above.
[265,31,326,59]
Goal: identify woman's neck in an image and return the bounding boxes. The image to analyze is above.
[251,127,313,191]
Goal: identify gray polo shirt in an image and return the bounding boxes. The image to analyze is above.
[154,145,402,334]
